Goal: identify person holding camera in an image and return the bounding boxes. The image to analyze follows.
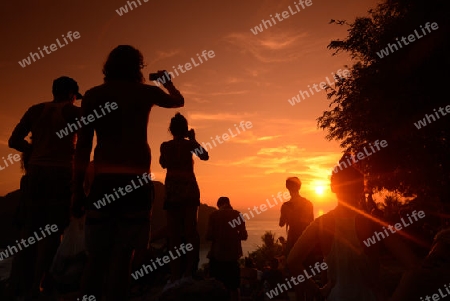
[72,45,184,300]
[159,113,209,290]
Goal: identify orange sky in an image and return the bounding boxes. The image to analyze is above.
[0,0,379,217]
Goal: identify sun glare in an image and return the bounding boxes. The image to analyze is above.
[315,185,325,195]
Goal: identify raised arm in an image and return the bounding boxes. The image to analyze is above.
[188,129,209,161]
[151,81,184,109]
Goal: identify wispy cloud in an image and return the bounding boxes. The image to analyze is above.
[223,31,310,63]
[188,112,254,122]
[148,49,181,65]
[210,144,340,179]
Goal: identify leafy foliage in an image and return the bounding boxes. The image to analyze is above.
[247,231,284,270]
[318,0,450,201]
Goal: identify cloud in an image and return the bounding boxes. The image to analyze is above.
[210,143,341,181]
[261,118,319,135]
[223,30,311,63]
[148,49,181,65]
[188,112,254,122]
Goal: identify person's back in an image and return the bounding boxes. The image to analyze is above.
[279,177,314,254]
[161,139,196,173]
[316,208,381,301]
[207,197,248,301]
[207,205,246,261]
[287,155,418,301]
[159,114,208,288]
[85,80,181,175]
[8,76,82,300]
[281,195,313,246]
[22,101,79,167]
[72,45,184,301]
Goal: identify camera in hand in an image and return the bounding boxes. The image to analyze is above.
[149,71,171,81]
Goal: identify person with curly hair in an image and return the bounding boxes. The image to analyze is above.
[72,45,184,300]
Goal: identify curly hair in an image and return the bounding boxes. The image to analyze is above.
[103,45,145,83]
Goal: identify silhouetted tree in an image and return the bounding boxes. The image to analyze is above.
[318,0,450,202]
[248,231,283,270]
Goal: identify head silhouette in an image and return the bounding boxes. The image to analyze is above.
[52,76,82,102]
[286,177,301,194]
[330,153,364,206]
[169,113,188,138]
[217,196,231,208]
[103,45,145,83]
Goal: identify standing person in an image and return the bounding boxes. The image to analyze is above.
[159,113,209,289]
[279,178,315,300]
[8,76,82,300]
[206,197,248,301]
[287,154,419,301]
[71,45,184,301]
[279,177,314,255]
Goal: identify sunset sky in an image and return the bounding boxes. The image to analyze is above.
[0,0,379,217]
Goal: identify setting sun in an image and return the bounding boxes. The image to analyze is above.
[315,185,325,195]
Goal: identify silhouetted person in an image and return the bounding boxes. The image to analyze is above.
[72,45,184,301]
[287,154,419,301]
[159,113,209,289]
[8,76,82,300]
[279,177,314,300]
[206,197,248,301]
[389,228,450,301]
[279,177,314,255]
